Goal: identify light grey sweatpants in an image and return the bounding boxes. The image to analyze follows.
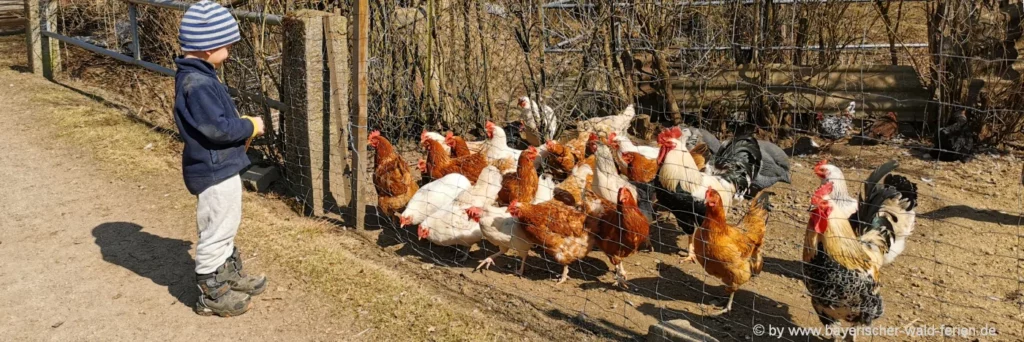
[195,174,242,274]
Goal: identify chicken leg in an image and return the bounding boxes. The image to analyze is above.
[516,254,528,276]
[554,265,571,285]
[709,292,736,316]
[475,246,508,272]
[454,245,471,263]
[613,263,629,288]
[680,235,697,264]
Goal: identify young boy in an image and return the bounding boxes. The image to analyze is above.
[173,0,267,317]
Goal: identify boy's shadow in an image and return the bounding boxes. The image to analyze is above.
[92,222,196,307]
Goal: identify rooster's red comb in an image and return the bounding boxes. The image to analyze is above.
[814,159,829,170]
[369,130,381,139]
[486,121,495,129]
[669,126,683,139]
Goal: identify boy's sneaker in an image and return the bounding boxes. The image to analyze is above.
[195,270,252,317]
[225,247,267,296]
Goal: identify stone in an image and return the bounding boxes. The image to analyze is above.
[241,165,281,193]
[647,319,719,342]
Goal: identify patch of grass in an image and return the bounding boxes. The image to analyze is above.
[29,89,180,179]
[236,199,520,340]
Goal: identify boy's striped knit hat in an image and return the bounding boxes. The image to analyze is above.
[178,0,240,52]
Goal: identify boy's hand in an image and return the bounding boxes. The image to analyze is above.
[248,116,266,136]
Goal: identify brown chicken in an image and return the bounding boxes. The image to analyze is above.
[496,146,540,205]
[690,143,709,171]
[369,131,419,218]
[544,139,582,180]
[508,199,593,284]
[552,163,594,208]
[585,187,650,287]
[419,133,488,183]
[864,111,899,144]
[445,131,472,158]
[617,152,659,183]
[582,132,599,170]
[692,188,773,315]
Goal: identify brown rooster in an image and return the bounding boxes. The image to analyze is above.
[509,199,593,284]
[496,146,540,205]
[585,187,650,287]
[419,133,488,183]
[369,131,419,218]
[692,188,773,315]
[864,112,899,144]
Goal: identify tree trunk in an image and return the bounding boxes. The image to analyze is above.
[653,50,682,124]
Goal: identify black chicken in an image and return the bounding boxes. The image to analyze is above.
[930,110,975,162]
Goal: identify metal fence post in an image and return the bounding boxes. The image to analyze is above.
[128,3,140,60]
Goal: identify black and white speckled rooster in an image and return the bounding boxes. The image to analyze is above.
[803,160,918,338]
[815,101,856,151]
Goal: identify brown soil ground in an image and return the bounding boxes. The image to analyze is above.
[1,31,1022,341]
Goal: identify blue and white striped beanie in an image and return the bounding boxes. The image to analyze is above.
[178,1,240,52]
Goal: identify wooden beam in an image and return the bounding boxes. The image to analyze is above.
[24,0,40,74]
[350,0,369,230]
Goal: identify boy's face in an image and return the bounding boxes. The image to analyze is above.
[206,44,231,67]
[186,44,232,68]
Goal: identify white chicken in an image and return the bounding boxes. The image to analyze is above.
[422,130,451,155]
[455,165,503,208]
[398,173,472,227]
[609,131,659,160]
[418,199,483,261]
[591,144,638,203]
[517,96,558,143]
[468,205,536,275]
[577,104,636,136]
[533,173,556,204]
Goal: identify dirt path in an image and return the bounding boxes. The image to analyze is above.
[0,66,343,340]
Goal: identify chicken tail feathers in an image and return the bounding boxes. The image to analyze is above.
[742,191,773,245]
[854,161,902,246]
[883,174,918,211]
[652,181,704,235]
[630,180,657,222]
[708,135,762,196]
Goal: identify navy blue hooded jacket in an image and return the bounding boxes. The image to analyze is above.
[173,57,255,195]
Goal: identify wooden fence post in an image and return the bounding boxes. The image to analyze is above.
[350,0,369,230]
[24,0,40,74]
[40,0,59,79]
[281,10,350,217]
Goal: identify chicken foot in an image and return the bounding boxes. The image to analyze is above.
[708,292,735,316]
[554,265,571,285]
[680,235,698,264]
[475,247,508,272]
[612,263,629,288]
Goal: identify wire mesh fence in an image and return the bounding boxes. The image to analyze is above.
[43,0,1024,340]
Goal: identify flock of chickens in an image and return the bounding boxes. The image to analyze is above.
[368,97,921,337]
